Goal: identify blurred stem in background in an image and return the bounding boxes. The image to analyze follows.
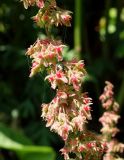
[74,0,82,60]
[116,0,123,112]
[102,0,111,59]
[117,74,124,113]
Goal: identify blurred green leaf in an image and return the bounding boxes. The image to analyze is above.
[63,47,76,61]
[0,123,32,145]
[0,123,56,160]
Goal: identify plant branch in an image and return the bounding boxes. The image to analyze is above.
[74,0,82,60]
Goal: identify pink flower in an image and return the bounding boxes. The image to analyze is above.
[32,7,72,28]
[26,39,65,77]
[56,91,68,105]
[58,123,73,141]
[50,121,60,131]
[36,0,44,8]
[61,12,72,26]
[41,103,48,118]
[68,71,84,91]
[103,153,114,160]
[101,126,119,137]
[60,148,69,160]
[87,142,94,149]
[78,144,86,152]
[99,112,120,126]
[30,61,41,77]
[99,81,115,110]
[45,71,68,89]
[76,60,85,69]
[21,0,36,9]
[102,98,113,110]
[72,115,86,131]
[55,46,62,53]
[80,96,92,120]
[70,74,80,91]
[83,106,91,111]
[69,138,78,150]
[99,81,123,159]
[46,115,54,127]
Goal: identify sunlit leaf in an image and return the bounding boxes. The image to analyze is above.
[0,123,56,160]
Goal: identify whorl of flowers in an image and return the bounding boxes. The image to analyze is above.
[21,0,71,28]
[33,7,71,28]
[99,81,124,160]
[26,39,65,77]
[21,0,106,159]
[21,0,49,9]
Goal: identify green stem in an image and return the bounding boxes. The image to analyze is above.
[117,74,124,112]
[102,0,111,59]
[74,0,82,60]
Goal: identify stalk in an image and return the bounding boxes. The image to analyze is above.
[102,0,111,59]
[74,0,82,60]
[117,74,124,112]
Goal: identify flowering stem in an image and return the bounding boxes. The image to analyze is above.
[117,74,124,112]
[74,0,82,60]
[21,1,106,159]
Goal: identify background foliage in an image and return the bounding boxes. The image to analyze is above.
[0,0,124,159]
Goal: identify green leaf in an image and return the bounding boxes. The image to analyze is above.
[63,48,76,61]
[17,146,55,160]
[0,123,56,160]
[0,123,32,146]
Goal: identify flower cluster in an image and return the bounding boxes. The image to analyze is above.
[99,81,124,160]
[42,91,92,140]
[33,9,71,28]
[45,60,86,90]
[61,132,106,160]
[99,81,120,138]
[40,52,107,159]
[99,111,120,137]
[22,0,107,159]
[42,68,106,159]
[103,139,124,160]
[21,0,45,9]
[99,81,119,111]
[21,0,71,28]
[26,37,106,159]
[26,39,64,77]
